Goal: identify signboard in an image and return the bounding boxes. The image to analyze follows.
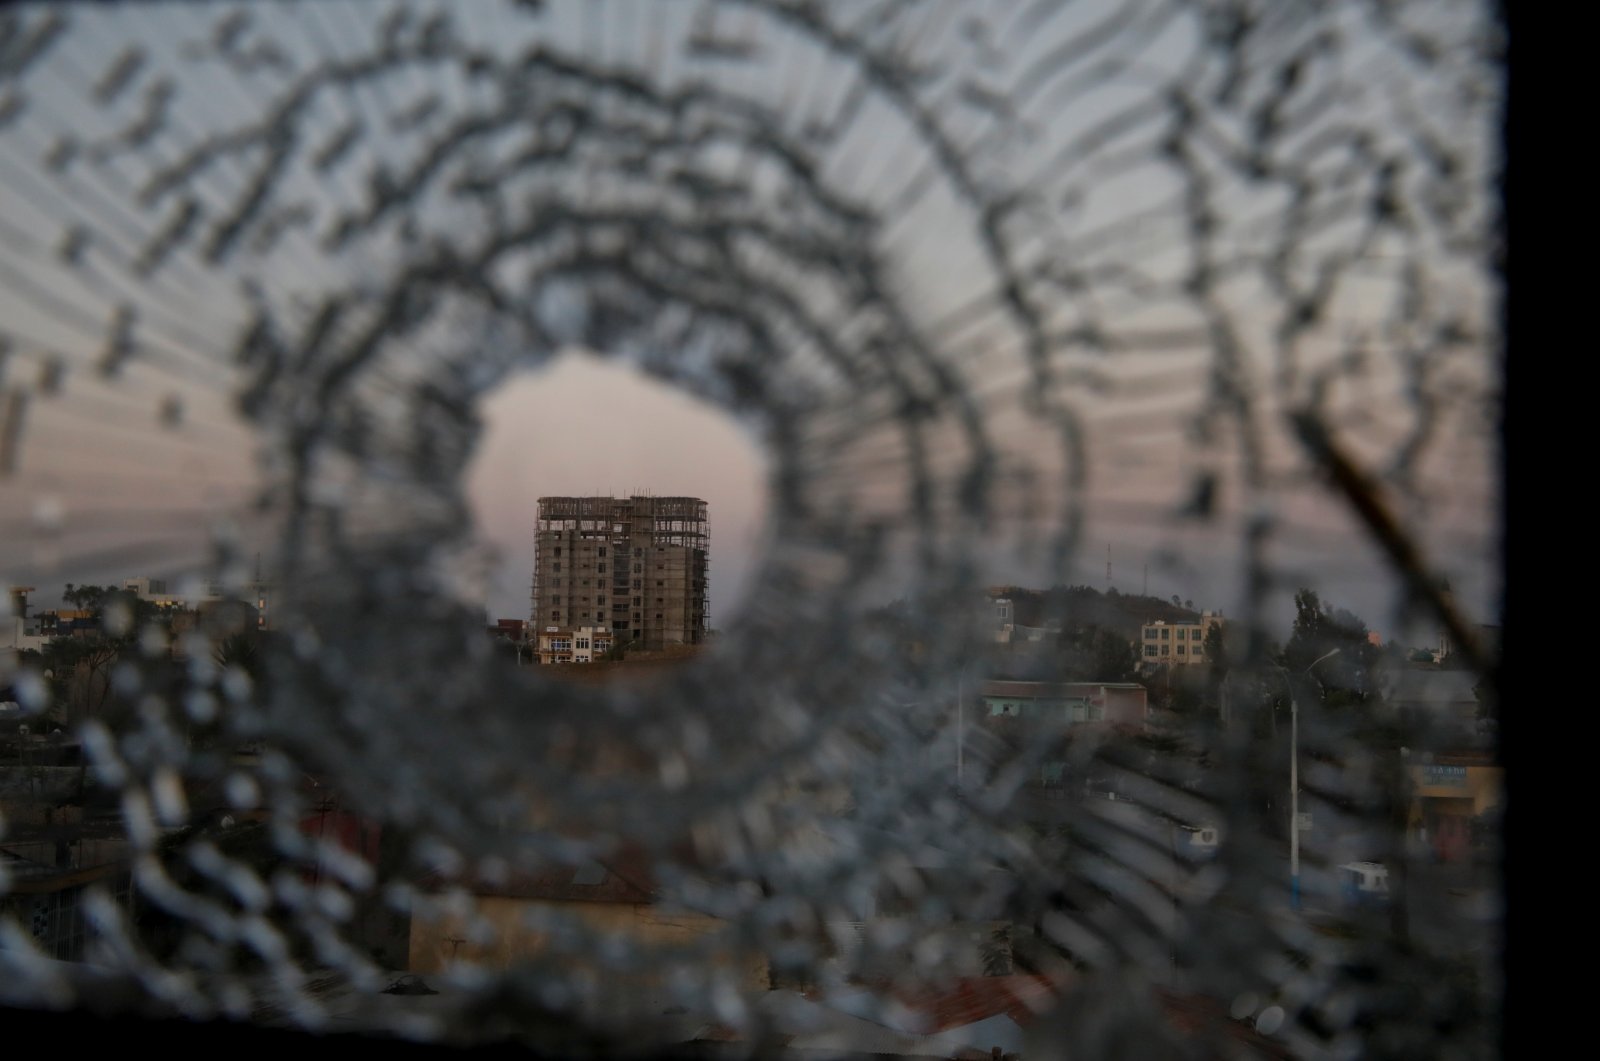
[1295,813,1313,831]
[1424,764,1469,788]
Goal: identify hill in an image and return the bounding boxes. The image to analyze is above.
[988,585,1209,641]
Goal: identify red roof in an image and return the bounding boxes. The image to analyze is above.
[1153,989,1295,1059]
[814,978,1291,1058]
[884,975,1061,1031]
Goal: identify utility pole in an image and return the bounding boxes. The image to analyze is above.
[1278,648,1341,911]
[957,667,965,786]
[1388,744,1413,947]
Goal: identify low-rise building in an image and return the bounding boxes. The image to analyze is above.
[536,625,613,664]
[1407,751,1501,863]
[408,845,770,1021]
[1384,667,1480,727]
[1138,613,1224,666]
[980,680,1148,729]
[487,618,527,642]
[989,596,1013,643]
[124,575,273,629]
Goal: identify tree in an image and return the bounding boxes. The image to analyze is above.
[40,587,166,728]
[214,631,263,681]
[1203,623,1227,674]
[1054,624,1139,683]
[1283,589,1378,704]
[40,634,121,727]
[62,583,116,611]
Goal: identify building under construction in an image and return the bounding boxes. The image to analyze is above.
[531,496,709,651]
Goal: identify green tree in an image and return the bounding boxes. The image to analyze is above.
[1054,624,1139,683]
[1203,623,1227,675]
[40,634,122,727]
[1283,589,1377,704]
[213,631,262,680]
[62,583,116,611]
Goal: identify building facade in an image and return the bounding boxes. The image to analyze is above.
[1407,753,1501,863]
[980,680,1149,729]
[1138,613,1224,666]
[535,625,613,664]
[532,496,709,651]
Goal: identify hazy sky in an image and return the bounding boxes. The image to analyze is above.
[0,1,1498,652]
[456,349,1495,643]
[464,352,770,625]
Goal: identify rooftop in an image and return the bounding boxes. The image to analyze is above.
[981,680,1146,698]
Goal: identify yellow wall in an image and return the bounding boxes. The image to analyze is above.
[1409,764,1502,818]
[409,895,769,997]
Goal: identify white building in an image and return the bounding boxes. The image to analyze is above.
[536,625,613,665]
[3,615,50,655]
[123,575,273,629]
[989,597,1013,643]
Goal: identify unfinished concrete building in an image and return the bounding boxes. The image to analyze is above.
[532,496,709,651]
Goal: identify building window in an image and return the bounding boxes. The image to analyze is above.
[597,564,606,574]
[1144,629,1157,640]
[553,596,561,605]
[598,548,606,558]
[1144,645,1158,657]
[634,548,642,557]
[553,563,561,573]
[553,548,561,557]
[1160,628,1169,640]
[633,597,641,605]
[1177,645,1186,655]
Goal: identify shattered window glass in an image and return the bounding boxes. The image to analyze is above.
[1,2,1502,1058]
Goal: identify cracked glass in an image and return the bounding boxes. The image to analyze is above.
[0,2,1502,1058]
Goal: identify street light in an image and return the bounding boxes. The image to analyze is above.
[957,662,968,786]
[1278,647,1340,911]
